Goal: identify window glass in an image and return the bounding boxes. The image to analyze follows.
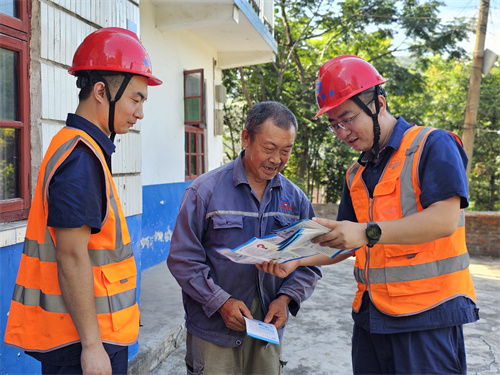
[0,47,18,121]
[184,69,203,125]
[190,132,196,153]
[198,133,204,153]
[0,0,17,18]
[190,155,196,175]
[0,47,20,200]
[185,98,201,122]
[185,72,201,96]
[198,155,204,176]
[0,128,19,200]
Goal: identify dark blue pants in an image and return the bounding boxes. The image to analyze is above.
[27,343,128,375]
[352,324,466,374]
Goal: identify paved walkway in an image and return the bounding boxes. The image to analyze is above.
[129,255,500,375]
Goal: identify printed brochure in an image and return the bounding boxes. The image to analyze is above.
[244,317,280,345]
[218,218,357,264]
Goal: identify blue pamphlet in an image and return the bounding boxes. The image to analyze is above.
[244,317,280,345]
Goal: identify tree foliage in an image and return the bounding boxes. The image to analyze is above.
[222,0,499,210]
[468,67,500,210]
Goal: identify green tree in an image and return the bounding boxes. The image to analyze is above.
[388,55,500,210]
[468,66,500,210]
[222,0,474,201]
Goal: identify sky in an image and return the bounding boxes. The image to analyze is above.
[439,0,500,54]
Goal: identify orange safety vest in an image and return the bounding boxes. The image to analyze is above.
[346,125,476,316]
[4,127,140,352]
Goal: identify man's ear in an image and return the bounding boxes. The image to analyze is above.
[93,81,107,104]
[377,94,387,113]
[241,129,250,148]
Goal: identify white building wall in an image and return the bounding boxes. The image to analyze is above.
[140,0,225,186]
[37,0,143,216]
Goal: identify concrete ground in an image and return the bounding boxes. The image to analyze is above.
[129,255,500,375]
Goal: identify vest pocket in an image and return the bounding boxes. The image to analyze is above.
[383,242,436,259]
[101,256,138,331]
[385,274,441,297]
[382,244,440,296]
[372,179,401,220]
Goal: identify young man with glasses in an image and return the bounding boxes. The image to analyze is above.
[257,55,479,375]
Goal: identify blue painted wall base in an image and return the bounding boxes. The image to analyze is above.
[140,181,190,270]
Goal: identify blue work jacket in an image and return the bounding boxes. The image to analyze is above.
[167,151,322,347]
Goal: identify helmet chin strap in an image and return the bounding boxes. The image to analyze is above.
[350,85,382,157]
[88,71,133,143]
[87,72,133,173]
[105,74,133,143]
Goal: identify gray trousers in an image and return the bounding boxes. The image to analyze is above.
[185,293,284,375]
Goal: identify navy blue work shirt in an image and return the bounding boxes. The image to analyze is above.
[337,117,479,334]
[47,113,115,234]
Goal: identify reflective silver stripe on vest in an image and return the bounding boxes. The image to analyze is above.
[458,210,465,227]
[399,127,434,217]
[347,162,360,189]
[354,252,470,285]
[41,136,83,212]
[12,284,136,315]
[206,210,300,221]
[23,234,134,267]
[353,266,365,285]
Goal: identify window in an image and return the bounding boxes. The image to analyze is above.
[184,69,205,180]
[184,125,205,180]
[1,0,31,222]
[184,69,204,125]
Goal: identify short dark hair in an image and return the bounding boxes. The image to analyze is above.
[245,101,298,142]
[354,85,389,113]
[75,71,127,101]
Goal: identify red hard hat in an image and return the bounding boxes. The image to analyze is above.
[69,27,162,86]
[314,55,385,118]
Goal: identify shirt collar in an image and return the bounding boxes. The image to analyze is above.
[359,116,412,165]
[233,150,283,189]
[66,113,116,157]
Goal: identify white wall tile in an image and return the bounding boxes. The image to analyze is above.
[113,175,142,217]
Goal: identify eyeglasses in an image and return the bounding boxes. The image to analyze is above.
[327,99,374,133]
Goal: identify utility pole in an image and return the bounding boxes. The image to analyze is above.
[462,0,490,181]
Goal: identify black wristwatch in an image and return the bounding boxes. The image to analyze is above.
[366,222,382,248]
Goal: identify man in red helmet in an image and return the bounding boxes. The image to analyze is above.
[4,27,161,375]
[258,55,479,374]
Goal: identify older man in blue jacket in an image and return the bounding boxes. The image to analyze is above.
[167,101,321,375]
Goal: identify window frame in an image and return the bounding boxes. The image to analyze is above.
[0,0,31,222]
[184,125,205,181]
[183,69,204,126]
[183,68,206,181]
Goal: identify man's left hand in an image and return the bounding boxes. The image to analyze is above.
[264,295,291,330]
